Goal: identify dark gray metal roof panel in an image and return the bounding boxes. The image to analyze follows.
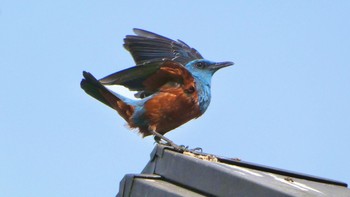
[117,174,206,197]
[140,145,350,197]
[217,155,348,187]
[144,145,347,187]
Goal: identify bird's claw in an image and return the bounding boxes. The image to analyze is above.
[157,141,203,153]
[157,140,185,151]
[188,147,203,153]
[151,130,203,152]
[152,131,185,151]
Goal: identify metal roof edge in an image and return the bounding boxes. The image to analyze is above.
[150,144,348,188]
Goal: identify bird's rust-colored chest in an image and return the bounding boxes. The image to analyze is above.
[143,85,201,135]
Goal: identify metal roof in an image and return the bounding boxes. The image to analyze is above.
[117,144,349,197]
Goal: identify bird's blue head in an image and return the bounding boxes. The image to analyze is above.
[185,59,233,113]
[185,59,234,83]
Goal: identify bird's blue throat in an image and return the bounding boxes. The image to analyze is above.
[194,76,212,114]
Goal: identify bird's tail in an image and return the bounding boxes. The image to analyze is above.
[80,71,135,122]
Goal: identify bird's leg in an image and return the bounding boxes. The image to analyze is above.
[149,129,184,151]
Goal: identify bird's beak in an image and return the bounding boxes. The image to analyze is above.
[210,61,234,71]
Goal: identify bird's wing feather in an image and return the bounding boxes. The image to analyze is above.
[99,60,163,91]
[124,28,203,66]
[99,60,195,98]
[142,61,195,93]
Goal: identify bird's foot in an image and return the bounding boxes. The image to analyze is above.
[155,141,202,153]
[163,141,186,152]
[151,130,185,152]
[150,131,203,153]
[188,147,203,153]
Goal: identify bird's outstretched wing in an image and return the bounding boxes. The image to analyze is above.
[123,28,204,66]
[99,60,195,98]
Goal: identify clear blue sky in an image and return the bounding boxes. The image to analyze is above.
[1,1,349,196]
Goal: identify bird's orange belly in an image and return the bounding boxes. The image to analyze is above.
[143,88,201,135]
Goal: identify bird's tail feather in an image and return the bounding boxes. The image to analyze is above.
[80,71,134,121]
[81,71,117,108]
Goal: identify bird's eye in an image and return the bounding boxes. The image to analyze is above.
[196,62,205,68]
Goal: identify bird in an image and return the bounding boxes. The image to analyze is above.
[81,28,233,149]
